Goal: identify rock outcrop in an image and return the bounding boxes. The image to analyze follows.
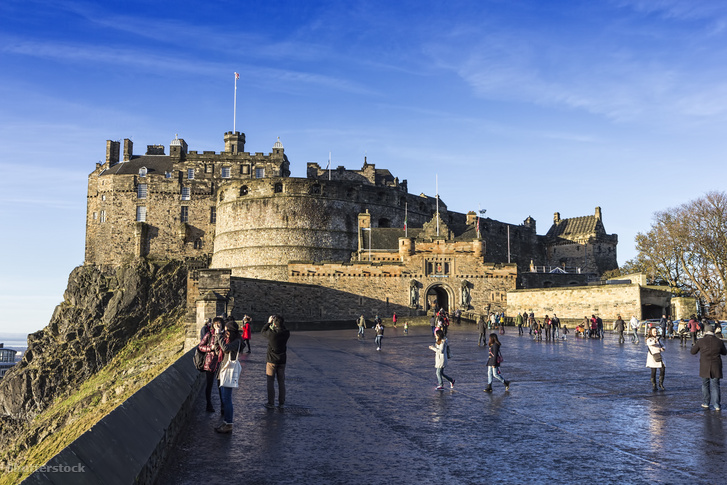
[0,259,193,438]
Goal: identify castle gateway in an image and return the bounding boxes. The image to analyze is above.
[85,131,621,338]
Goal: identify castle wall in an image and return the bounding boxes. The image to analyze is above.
[546,237,618,274]
[478,219,544,272]
[211,178,442,280]
[506,284,670,321]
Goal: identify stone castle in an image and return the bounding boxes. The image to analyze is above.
[85,131,621,336]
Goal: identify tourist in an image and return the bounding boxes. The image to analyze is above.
[613,315,625,344]
[197,316,223,413]
[562,325,569,340]
[215,319,242,433]
[532,318,541,341]
[499,316,505,335]
[677,319,688,346]
[646,327,665,391]
[240,315,252,354]
[582,316,591,338]
[455,309,462,325]
[590,315,598,339]
[630,315,640,344]
[392,312,397,328]
[199,318,212,340]
[357,314,366,339]
[429,329,455,390]
[688,315,699,344]
[552,314,560,339]
[484,333,510,392]
[659,314,668,339]
[403,319,409,335]
[690,323,727,411]
[516,312,524,335]
[477,315,487,346]
[543,315,551,341]
[375,319,385,351]
[596,315,604,339]
[262,314,290,409]
[430,314,437,337]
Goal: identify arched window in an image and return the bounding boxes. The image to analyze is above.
[240,185,249,196]
[274,182,283,193]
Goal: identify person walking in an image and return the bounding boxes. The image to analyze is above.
[484,333,510,392]
[375,319,385,351]
[262,314,290,409]
[582,316,591,338]
[630,315,640,344]
[646,327,666,391]
[430,314,437,337]
[543,315,551,341]
[516,312,524,335]
[552,314,560,340]
[429,329,455,390]
[691,323,727,411]
[215,319,242,433]
[392,312,397,328]
[357,314,366,339]
[477,315,487,347]
[659,314,668,339]
[240,315,252,354]
[613,315,625,344]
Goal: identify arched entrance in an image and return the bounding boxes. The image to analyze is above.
[425,284,451,313]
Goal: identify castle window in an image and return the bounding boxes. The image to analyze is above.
[181,187,191,200]
[205,164,213,174]
[165,171,172,179]
[137,183,148,199]
[180,206,189,223]
[240,186,249,196]
[101,195,106,201]
[255,167,265,178]
[187,168,195,180]
[242,165,250,175]
[193,239,203,249]
[221,167,231,178]
[139,167,147,177]
[210,207,216,224]
[311,183,321,195]
[136,206,147,222]
[92,212,97,220]
[274,182,283,193]
[100,210,106,223]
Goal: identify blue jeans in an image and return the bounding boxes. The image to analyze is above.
[220,385,233,423]
[375,335,382,348]
[487,366,506,385]
[702,377,721,409]
[436,367,453,387]
[358,326,364,337]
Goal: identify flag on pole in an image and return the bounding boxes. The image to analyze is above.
[235,72,239,80]
[404,202,408,236]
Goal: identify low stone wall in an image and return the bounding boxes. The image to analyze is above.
[21,349,203,485]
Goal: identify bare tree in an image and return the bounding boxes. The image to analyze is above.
[633,191,727,318]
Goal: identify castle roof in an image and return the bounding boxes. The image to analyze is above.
[545,215,604,239]
[104,155,173,176]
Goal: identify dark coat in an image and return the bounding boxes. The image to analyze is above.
[262,324,290,365]
[487,342,501,367]
[691,333,727,378]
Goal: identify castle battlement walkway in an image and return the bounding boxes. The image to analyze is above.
[157,325,726,484]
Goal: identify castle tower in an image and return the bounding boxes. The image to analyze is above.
[123,138,133,162]
[170,134,188,161]
[224,131,245,154]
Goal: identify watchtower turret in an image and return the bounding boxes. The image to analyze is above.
[224,131,245,154]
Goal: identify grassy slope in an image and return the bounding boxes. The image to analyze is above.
[0,308,186,484]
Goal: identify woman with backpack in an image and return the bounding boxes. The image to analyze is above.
[485,333,510,392]
[429,329,455,390]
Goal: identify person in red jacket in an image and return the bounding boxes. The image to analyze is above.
[197,316,223,413]
[241,315,252,354]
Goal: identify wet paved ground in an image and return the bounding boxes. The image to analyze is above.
[157,324,727,485]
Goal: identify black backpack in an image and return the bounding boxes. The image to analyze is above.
[193,346,206,371]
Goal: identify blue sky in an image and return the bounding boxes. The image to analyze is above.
[2,0,726,335]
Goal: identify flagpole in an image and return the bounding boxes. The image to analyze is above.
[233,72,238,132]
[328,152,331,180]
[436,174,439,237]
[405,202,408,238]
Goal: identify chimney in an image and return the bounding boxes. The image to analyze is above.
[554,212,561,224]
[595,206,602,221]
[123,138,133,162]
[105,140,120,166]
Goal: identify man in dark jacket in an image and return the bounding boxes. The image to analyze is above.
[691,324,727,411]
[262,314,290,409]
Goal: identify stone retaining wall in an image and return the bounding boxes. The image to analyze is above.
[21,349,203,485]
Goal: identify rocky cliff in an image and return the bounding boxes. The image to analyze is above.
[0,259,193,452]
